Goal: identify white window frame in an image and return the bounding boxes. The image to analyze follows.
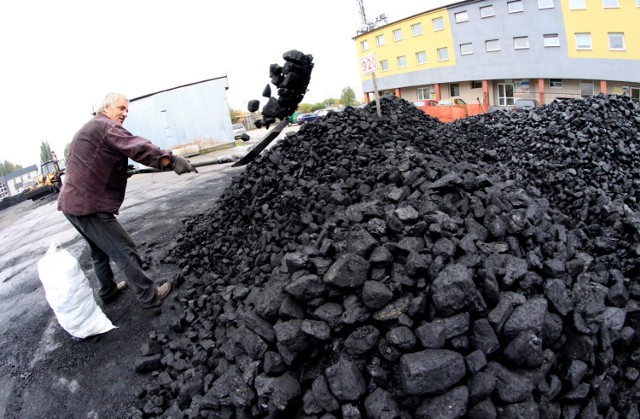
[449,84,460,97]
[417,87,430,100]
[376,34,385,46]
[454,11,469,22]
[570,0,586,9]
[412,23,423,36]
[608,33,625,50]
[544,33,560,47]
[380,59,389,71]
[603,0,619,7]
[361,40,369,51]
[480,5,495,17]
[550,79,563,88]
[460,43,474,55]
[416,51,427,64]
[397,55,407,68]
[498,83,515,106]
[438,47,449,61]
[486,39,501,52]
[508,0,524,13]
[432,17,445,31]
[580,81,594,98]
[514,36,529,49]
[538,0,554,8]
[393,29,403,41]
[575,33,592,50]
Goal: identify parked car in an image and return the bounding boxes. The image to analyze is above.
[437,97,467,107]
[232,123,247,139]
[512,99,541,113]
[296,113,319,125]
[414,99,438,107]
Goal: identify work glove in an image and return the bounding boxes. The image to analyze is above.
[172,156,198,175]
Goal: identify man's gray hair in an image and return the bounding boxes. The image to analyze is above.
[97,93,128,113]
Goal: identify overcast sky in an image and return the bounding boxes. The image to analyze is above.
[0,1,455,167]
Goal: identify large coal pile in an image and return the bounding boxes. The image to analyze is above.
[449,96,640,276]
[133,96,640,418]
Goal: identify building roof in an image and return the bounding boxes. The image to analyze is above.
[0,165,38,182]
[130,75,229,102]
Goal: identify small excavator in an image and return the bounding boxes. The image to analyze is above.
[23,151,66,201]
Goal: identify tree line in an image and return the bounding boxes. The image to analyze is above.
[231,86,359,121]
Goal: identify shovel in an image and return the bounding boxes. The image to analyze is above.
[127,117,290,176]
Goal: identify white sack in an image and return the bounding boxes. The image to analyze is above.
[37,243,116,339]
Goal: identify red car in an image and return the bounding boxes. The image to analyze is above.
[414,99,438,107]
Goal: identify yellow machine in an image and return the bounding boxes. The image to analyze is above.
[24,151,66,201]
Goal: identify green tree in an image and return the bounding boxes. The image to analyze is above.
[321,98,337,109]
[40,141,53,164]
[340,86,357,107]
[0,160,23,176]
[230,107,243,123]
[297,103,314,113]
[64,143,72,160]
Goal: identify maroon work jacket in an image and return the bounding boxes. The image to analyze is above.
[58,113,174,216]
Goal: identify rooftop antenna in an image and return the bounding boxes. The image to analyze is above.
[355,0,387,34]
[355,0,372,34]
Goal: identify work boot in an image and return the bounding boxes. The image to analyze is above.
[101,281,128,304]
[142,282,173,309]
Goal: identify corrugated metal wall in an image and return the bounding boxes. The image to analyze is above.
[123,77,233,150]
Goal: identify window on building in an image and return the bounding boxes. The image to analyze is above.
[580,81,594,97]
[609,33,625,50]
[361,40,369,51]
[544,33,560,47]
[417,87,431,100]
[550,79,563,88]
[486,39,501,51]
[397,55,407,68]
[508,0,524,13]
[570,0,586,9]
[575,33,592,50]
[380,59,389,71]
[393,29,403,41]
[412,23,423,36]
[538,0,554,8]
[471,80,483,89]
[498,83,515,106]
[514,36,529,49]
[454,11,469,22]
[460,43,474,55]
[438,47,449,61]
[631,87,640,102]
[450,84,460,97]
[603,0,619,7]
[376,34,385,46]
[480,5,495,17]
[432,17,445,31]
[416,51,427,64]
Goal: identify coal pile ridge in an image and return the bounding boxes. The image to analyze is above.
[0,191,29,211]
[133,96,640,418]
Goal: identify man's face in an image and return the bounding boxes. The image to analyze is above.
[103,97,129,125]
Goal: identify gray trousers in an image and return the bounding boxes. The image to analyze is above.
[63,212,156,304]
